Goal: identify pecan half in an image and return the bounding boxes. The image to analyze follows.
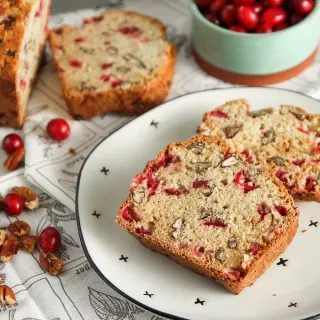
[4,147,25,171]
[40,252,63,276]
[0,285,16,305]
[20,235,37,253]
[8,220,30,237]
[11,186,39,210]
[0,235,19,262]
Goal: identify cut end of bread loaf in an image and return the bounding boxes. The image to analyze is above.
[117,135,299,294]
[0,0,50,128]
[199,99,320,202]
[49,10,176,120]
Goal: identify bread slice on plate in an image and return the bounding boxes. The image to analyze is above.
[199,99,320,202]
[0,0,51,128]
[49,9,176,120]
[117,135,299,294]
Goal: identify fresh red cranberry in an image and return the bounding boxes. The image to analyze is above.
[122,205,141,222]
[252,3,263,14]
[261,7,287,27]
[2,133,24,154]
[233,0,255,4]
[293,0,314,15]
[305,176,317,191]
[196,0,213,5]
[221,5,237,26]
[69,60,82,69]
[210,109,228,118]
[292,159,305,166]
[234,170,257,193]
[210,0,228,13]
[38,227,61,253]
[204,219,227,228]
[257,203,271,221]
[289,12,303,25]
[274,23,289,31]
[237,6,259,31]
[206,13,221,24]
[275,205,287,216]
[46,118,70,141]
[229,25,246,32]
[257,23,273,33]
[193,180,210,188]
[264,0,285,6]
[249,242,262,255]
[4,193,24,216]
[164,188,185,196]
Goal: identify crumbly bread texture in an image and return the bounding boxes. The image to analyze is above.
[0,0,50,128]
[49,10,176,120]
[199,99,320,202]
[117,135,299,294]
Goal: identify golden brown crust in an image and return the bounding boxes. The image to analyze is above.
[117,135,299,294]
[48,10,176,120]
[0,1,49,128]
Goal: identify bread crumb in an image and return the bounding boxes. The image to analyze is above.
[301,230,307,233]
[68,148,76,156]
[273,294,277,296]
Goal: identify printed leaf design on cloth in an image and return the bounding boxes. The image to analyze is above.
[27,104,49,116]
[88,287,144,320]
[96,0,124,9]
[60,230,79,248]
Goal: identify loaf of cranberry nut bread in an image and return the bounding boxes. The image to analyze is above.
[117,135,299,294]
[49,10,176,120]
[0,0,50,128]
[199,99,320,202]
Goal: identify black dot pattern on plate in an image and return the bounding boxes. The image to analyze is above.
[288,302,298,308]
[194,298,205,306]
[119,254,128,262]
[100,167,110,175]
[309,220,318,227]
[150,120,159,128]
[143,291,154,298]
[92,211,101,219]
[276,258,288,267]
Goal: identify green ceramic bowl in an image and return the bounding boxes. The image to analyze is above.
[191,2,320,77]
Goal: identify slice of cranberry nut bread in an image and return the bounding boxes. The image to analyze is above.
[117,136,298,294]
[49,10,176,120]
[0,0,50,128]
[199,99,320,202]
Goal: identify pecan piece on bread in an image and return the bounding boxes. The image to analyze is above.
[20,235,37,253]
[0,235,19,262]
[40,252,63,276]
[11,186,39,210]
[3,147,25,171]
[8,220,30,237]
[0,285,16,305]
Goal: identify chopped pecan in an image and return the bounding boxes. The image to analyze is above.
[8,220,30,237]
[0,285,16,305]
[11,186,39,210]
[20,235,37,253]
[0,229,7,246]
[223,124,243,139]
[261,130,275,145]
[4,147,25,171]
[0,235,19,262]
[268,156,285,166]
[40,252,63,276]
[249,108,273,118]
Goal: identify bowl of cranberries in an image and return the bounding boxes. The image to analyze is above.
[191,0,320,85]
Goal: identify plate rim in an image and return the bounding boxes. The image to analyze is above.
[75,87,320,320]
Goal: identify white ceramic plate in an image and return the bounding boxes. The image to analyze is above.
[76,88,320,320]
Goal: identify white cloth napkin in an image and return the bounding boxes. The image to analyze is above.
[0,0,319,318]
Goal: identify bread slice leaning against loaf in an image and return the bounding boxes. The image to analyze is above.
[49,9,176,120]
[0,0,51,128]
[117,135,299,294]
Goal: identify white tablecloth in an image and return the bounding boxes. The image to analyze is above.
[0,0,320,319]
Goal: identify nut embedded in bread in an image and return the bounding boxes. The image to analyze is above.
[0,0,51,128]
[199,99,320,202]
[49,9,176,120]
[117,135,299,294]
